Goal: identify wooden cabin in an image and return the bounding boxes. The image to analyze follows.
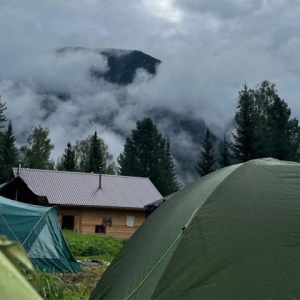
[0,168,162,239]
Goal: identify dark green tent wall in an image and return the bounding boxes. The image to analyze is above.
[90,158,300,300]
[0,196,81,273]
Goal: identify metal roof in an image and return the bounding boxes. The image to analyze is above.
[12,168,162,209]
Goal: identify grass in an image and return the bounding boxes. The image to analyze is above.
[62,229,126,262]
[24,230,126,299]
[25,265,107,300]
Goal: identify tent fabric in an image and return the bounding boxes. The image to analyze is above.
[90,158,300,300]
[0,251,42,300]
[0,196,81,273]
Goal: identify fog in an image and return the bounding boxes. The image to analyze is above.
[1,0,300,183]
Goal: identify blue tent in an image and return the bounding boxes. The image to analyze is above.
[0,196,81,273]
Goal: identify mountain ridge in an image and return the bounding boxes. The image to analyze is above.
[56,47,161,85]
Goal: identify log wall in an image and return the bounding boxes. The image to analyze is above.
[58,206,146,239]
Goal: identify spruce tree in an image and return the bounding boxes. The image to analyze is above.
[231,81,300,162]
[57,142,76,171]
[196,127,217,176]
[0,95,7,130]
[74,134,116,174]
[219,136,231,168]
[88,131,103,173]
[230,84,259,162]
[0,120,18,182]
[264,95,300,160]
[118,117,179,196]
[253,80,282,158]
[118,118,163,179]
[161,139,180,195]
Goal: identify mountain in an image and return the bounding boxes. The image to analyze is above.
[56,47,161,85]
[3,47,223,185]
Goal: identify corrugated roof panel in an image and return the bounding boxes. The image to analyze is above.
[12,169,162,209]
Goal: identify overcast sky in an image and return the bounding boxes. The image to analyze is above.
[1,0,300,180]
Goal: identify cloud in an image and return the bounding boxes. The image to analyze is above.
[174,0,263,19]
[1,0,300,184]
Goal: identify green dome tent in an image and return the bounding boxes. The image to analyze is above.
[90,158,300,300]
[0,196,81,273]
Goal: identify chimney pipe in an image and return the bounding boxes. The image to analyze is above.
[99,167,102,189]
[17,160,22,175]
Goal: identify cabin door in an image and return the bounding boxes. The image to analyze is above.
[62,215,74,230]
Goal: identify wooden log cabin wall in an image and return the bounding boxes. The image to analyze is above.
[58,206,146,239]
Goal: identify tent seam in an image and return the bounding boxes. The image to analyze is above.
[124,228,185,300]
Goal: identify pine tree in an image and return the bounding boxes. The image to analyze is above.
[74,134,116,174]
[57,142,76,171]
[196,127,217,176]
[160,139,180,195]
[231,81,300,162]
[253,80,281,158]
[0,95,7,130]
[219,136,231,168]
[230,84,259,162]
[0,120,18,182]
[20,125,55,169]
[0,95,8,153]
[88,131,103,173]
[264,95,300,160]
[118,118,163,179]
[118,117,179,196]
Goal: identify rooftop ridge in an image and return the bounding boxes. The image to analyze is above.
[12,168,152,180]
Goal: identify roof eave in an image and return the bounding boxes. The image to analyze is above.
[56,204,145,211]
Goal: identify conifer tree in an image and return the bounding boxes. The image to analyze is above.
[0,120,18,182]
[118,118,163,179]
[161,139,180,195]
[0,95,7,130]
[57,142,76,171]
[88,131,103,173]
[74,134,116,174]
[231,81,300,162]
[264,95,300,160]
[196,127,217,176]
[230,84,259,162]
[118,117,179,196]
[219,136,231,168]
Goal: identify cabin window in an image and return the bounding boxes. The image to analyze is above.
[62,215,74,230]
[95,217,112,234]
[95,225,106,234]
[126,215,135,227]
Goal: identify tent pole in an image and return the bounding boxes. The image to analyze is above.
[0,212,21,243]
[22,206,58,247]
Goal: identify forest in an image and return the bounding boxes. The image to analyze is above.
[2,80,300,197]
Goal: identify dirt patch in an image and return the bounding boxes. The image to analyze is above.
[59,265,108,293]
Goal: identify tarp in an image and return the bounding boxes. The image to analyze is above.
[0,196,81,273]
[90,158,300,299]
